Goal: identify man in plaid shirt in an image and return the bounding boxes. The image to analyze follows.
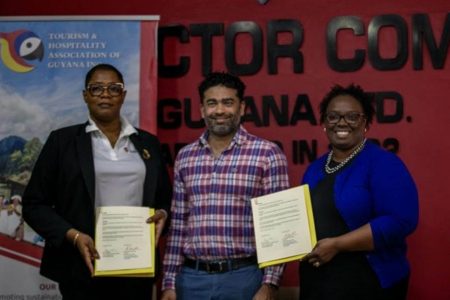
[161,72,290,300]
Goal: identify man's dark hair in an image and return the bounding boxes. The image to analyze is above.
[198,72,246,102]
[85,63,124,88]
[319,83,375,124]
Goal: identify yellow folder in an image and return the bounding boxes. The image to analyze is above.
[94,207,155,277]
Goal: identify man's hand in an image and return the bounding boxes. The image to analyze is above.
[160,289,176,300]
[253,284,277,300]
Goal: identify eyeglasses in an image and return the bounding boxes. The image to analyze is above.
[325,111,365,125]
[86,83,124,97]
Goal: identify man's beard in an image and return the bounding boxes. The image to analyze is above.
[204,114,241,137]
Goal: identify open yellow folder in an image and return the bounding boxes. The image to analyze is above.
[94,206,155,277]
[251,185,317,268]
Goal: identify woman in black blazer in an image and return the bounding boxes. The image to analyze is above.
[23,64,172,300]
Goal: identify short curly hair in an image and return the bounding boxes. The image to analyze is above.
[198,72,246,102]
[85,63,124,88]
[319,84,375,125]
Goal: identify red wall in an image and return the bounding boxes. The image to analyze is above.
[2,1,450,299]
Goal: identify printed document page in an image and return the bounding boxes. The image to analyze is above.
[251,185,316,267]
[95,206,152,272]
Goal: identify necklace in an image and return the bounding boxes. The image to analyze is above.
[325,138,367,174]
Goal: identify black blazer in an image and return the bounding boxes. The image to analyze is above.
[23,123,172,283]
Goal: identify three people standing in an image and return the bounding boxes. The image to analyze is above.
[23,64,418,300]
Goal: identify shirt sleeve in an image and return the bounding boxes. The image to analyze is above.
[261,144,290,285]
[262,144,290,195]
[162,157,189,291]
[369,153,419,251]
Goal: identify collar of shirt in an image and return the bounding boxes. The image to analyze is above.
[199,125,248,150]
[85,115,138,137]
[85,116,138,161]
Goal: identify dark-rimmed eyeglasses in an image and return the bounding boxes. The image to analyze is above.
[325,111,365,125]
[86,83,124,97]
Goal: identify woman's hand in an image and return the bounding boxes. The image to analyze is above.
[146,209,168,246]
[303,223,374,267]
[67,229,99,276]
[303,237,339,267]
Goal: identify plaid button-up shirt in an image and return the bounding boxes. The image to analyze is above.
[162,126,290,290]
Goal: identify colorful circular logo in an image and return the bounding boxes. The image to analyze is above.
[0,30,44,73]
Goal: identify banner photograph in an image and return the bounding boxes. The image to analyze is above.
[1,1,449,299]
